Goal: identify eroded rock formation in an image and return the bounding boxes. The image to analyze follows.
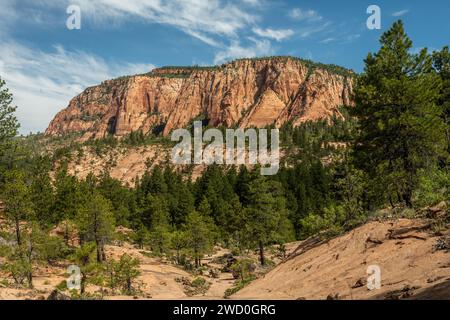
[45,57,354,139]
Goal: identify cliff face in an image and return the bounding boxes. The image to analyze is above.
[45,57,354,139]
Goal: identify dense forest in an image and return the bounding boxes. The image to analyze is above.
[0,21,448,297]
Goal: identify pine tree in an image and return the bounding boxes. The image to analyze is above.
[352,21,447,207]
[30,157,55,227]
[77,192,115,263]
[71,242,97,294]
[171,183,195,227]
[0,77,19,159]
[143,195,171,255]
[1,169,33,245]
[170,230,187,265]
[184,211,215,268]
[98,171,134,226]
[432,46,450,163]
[243,176,294,266]
[53,165,83,244]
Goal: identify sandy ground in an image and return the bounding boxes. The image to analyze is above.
[233,219,450,300]
[0,243,236,300]
[104,244,192,300]
[1,218,448,300]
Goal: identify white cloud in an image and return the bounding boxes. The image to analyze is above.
[289,8,322,21]
[213,38,274,65]
[0,41,154,134]
[298,22,332,38]
[392,9,409,17]
[346,34,361,42]
[241,0,260,6]
[252,27,294,42]
[0,0,18,36]
[320,38,335,44]
[30,0,258,46]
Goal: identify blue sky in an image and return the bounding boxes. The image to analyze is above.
[0,0,449,134]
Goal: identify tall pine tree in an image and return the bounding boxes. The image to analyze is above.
[352,21,446,207]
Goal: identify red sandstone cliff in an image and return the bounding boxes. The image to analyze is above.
[45,57,354,139]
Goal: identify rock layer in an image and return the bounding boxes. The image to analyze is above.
[45,57,354,139]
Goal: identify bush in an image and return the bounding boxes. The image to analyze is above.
[1,251,32,286]
[230,259,255,281]
[37,235,69,264]
[111,254,141,295]
[299,205,346,238]
[224,275,256,298]
[191,277,206,287]
[414,169,450,208]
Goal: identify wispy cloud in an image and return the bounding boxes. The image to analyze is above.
[289,8,322,21]
[213,38,274,65]
[63,0,257,45]
[252,27,294,42]
[320,38,336,44]
[392,9,409,17]
[298,22,332,39]
[0,41,154,134]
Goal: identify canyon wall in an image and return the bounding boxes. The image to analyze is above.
[45,57,354,140]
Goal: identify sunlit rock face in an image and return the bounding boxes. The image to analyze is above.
[45,57,354,140]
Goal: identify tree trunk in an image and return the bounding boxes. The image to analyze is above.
[15,218,21,246]
[403,188,413,208]
[81,274,86,294]
[259,240,265,266]
[27,238,33,288]
[126,278,132,294]
[101,246,106,262]
[96,240,102,263]
[64,221,70,246]
[27,272,33,289]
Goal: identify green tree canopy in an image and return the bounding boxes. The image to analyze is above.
[352,20,447,207]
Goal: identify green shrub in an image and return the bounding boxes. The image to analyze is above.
[224,275,256,298]
[414,169,450,208]
[56,280,68,291]
[299,205,346,238]
[230,259,255,281]
[191,277,206,288]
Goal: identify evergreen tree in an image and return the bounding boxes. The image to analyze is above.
[1,169,33,245]
[352,21,447,207]
[29,156,55,227]
[170,230,187,265]
[143,195,171,255]
[171,183,195,227]
[432,46,450,162]
[183,211,216,268]
[53,165,84,245]
[243,176,294,266]
[0,77,19,159]
[71,242,97,294]
[77,192,115,263]
[131,224,150,249]
[98,171,134,226]
[113,254,141,295]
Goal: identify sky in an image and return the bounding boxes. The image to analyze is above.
[0,0,449,134]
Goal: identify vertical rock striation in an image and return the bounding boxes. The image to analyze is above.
[45,57,354,139]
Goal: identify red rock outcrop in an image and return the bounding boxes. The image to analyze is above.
[45,57,354,139]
